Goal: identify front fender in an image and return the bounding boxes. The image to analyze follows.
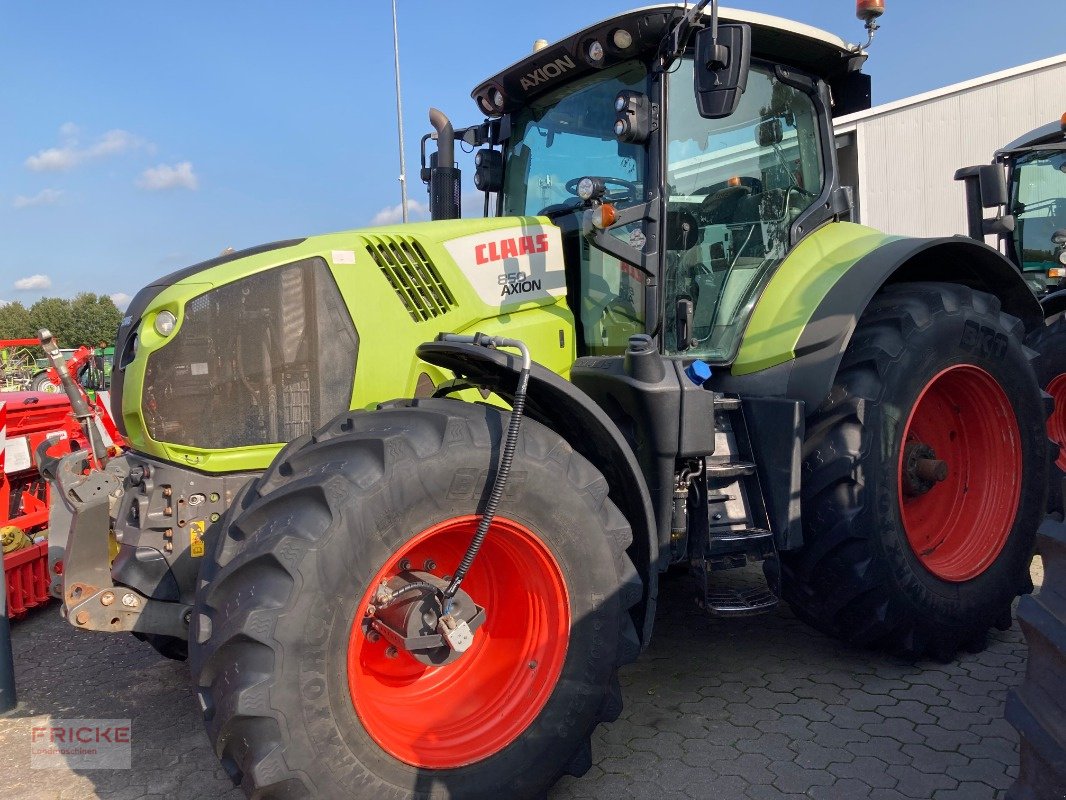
[416,340,658,647]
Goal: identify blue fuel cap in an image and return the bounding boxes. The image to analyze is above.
[684,360,712,386]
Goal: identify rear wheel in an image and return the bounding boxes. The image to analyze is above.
[29,371,56,392]
[189,398,641,799]
[783,283,1046,660]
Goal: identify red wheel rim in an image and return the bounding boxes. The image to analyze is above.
[897,364,1022,582]
[347,515,570,768]
[1046,374,1066,471]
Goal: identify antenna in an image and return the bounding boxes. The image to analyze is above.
[391,0,409,223]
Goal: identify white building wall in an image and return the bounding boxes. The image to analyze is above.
[835,55,1066,240]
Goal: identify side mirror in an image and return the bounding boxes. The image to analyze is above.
[756,118,783,147]
[954,163,1012,240]
[693,23,752,119]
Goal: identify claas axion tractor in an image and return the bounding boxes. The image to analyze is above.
[41,2,1049,797]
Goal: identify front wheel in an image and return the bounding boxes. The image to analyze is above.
[783,283,1047,660]
[189,399,641,799]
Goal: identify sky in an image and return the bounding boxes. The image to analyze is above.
[0,1,1062,310]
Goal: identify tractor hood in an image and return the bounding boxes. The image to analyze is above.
[112,216,572,473]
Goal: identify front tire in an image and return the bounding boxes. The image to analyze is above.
[189,398,641,799]
[783,283,1047,660]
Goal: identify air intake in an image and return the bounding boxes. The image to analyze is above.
[362,236,456,322]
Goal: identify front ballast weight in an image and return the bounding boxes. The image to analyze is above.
[359,332,532,663]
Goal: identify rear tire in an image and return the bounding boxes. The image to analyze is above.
[189,398,641,799]
[29,371,56,392]
[783,283,1047,660]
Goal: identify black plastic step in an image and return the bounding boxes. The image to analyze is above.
[706,528,774,558]
[700,584,779,617]
[706,461,757,480]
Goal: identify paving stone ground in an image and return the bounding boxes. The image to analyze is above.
[0,559,1042,800]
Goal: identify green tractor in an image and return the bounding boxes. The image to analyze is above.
[958,115,1066,506]
[43,2,1048,797]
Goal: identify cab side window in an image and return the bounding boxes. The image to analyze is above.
[664,61,824,359]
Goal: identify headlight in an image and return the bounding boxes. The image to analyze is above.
[577,177,596,201]
[154,310,177,337]
[587,40,604,64]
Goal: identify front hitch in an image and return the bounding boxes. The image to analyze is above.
[39,446,190,638]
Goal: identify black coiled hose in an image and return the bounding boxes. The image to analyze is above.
[443,343,531,600]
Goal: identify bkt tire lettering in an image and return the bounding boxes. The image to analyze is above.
[476,234,549,265]
[960,320,1008,360]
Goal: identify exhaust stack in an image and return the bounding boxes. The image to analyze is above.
[428,108,461,221]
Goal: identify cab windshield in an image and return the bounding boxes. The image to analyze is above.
[502,61,650,356]
[1009,149,1066,272]
[502,61,647,217]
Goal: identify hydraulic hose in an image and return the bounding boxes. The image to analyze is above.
[439,334,531,600]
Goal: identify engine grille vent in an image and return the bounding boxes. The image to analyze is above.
[362,236,456,322]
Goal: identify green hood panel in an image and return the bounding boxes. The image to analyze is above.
[122,216,576,473]
[733,222,899,376]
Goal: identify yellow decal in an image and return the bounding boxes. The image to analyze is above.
[190,520,206,558]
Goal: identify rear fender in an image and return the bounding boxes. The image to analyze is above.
[724,229,1042,414]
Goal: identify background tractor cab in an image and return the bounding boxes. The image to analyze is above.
[957,113,1066,296]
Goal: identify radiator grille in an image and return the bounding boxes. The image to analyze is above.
[362,236,456,322]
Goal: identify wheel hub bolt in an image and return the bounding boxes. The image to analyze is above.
[423,559,436,572]
[384,645,399,659]
[903,442,949,496]
[915,457,948,484]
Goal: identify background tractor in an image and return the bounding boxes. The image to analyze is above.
[42,2,1049,798]
[958,116,1066,508]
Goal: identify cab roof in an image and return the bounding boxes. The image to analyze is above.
[472,4,866,118]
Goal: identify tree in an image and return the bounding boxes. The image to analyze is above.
[0,301,33,340]
[67,293,123,347]
[0,294,123,348]
[28,297,74,347]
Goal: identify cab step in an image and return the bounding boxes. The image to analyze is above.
[706,460,757,480]
[698,583,779,617]
[706,528,774,558]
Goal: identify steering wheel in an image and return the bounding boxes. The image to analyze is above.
[565,176,638,204]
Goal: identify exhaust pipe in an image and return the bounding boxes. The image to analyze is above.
[428,108,461,221]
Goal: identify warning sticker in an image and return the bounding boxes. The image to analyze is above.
[190,520,206,558]
[331,250,356,265]
[4,435,31,474]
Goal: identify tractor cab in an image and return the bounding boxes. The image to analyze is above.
[1001,117,1066,290]
[958,115,1066,295]
[444,4,871,362]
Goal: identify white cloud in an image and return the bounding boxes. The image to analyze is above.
[137,161,198,191]
[371,199,429,226]
[14,274,52,291]
[109,292,132,310]
[25,125,149,172]
[13,188,63,208]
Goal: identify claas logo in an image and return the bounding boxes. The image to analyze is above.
[475,234,550,265]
